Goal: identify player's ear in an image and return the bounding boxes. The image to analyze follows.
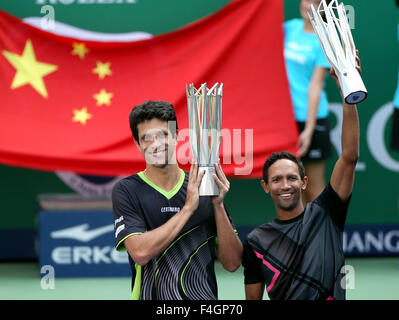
[173,129,179,145]
[301,176,308,190]
[260,179,270,194]
[133,137,144,155]
[133,137,140,149]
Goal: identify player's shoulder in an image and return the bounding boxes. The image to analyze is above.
[305,183,339,219]
[312,183,336,205]
[112,173,143,195]
[245,222,273,244]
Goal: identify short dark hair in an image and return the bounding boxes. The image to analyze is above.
[129,100,178,143]
[262,151,305,182]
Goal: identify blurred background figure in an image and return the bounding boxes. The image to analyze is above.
[283,0,332,204]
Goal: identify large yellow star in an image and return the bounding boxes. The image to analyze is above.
[71,42,89,59]
[92,61,112,79]
[73,107,92,125]
[2,39,58,98]
[93,89,113,106]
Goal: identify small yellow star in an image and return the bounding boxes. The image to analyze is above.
[2,39,58,98]
[93,89,113,106]
[71,42,89,59]
[73,107,92,125]
[92,61,112,79]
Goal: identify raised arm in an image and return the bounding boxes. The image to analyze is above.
[329,55,361,202]
[212,163,243,272]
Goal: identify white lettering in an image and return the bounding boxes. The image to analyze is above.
[156,304,190,318]
[73,246,92,264]
[36,0,57,4]
[233,129,253,175]
[364,231,384,252]
[111,249,129,263]
[176,128,253,175]
[114,216,124,226]
[93,246,111,263]
[367,102,399,172]
[115,224,125,238]
[36,0,137,5]
[40,265,55,290]
[345,5,355,29]
[346,232,364,252]
[52,246,71,264]
[384,230,399,252]
[340,265,355,290]
[40,5,55,30]
[51,246,129,264]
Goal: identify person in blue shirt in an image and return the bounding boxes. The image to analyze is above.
[284,0,332,204]
[391,0,399,151]
[392,73,399,151]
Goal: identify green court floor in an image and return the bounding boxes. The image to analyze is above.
[0,258,398,300]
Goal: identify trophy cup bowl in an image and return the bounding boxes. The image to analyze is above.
[186,82,223,196]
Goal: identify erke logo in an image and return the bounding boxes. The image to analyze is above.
[50,224,128,265]
[51,223,114,242]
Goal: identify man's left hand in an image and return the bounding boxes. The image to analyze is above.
[211,163,230,206]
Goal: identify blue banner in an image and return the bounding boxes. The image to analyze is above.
[39,210,131,277]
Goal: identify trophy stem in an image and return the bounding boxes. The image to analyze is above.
[337,68,367,104]
[198,165,219,196]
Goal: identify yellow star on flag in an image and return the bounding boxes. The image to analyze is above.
[93,89,113,106]
[71,42,89,59]
[93,61,112,79]
[73,107,92,125]
[2,39,58,98]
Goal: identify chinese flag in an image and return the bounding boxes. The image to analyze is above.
[0,0,297,178]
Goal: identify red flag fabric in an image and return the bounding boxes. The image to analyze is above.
[0,0,297,178]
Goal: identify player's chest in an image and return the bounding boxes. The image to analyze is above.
[138,191,214,230]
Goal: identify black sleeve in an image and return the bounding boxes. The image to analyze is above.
[242,239,264,284]
[112,181,147,251]
[313,182,351,230]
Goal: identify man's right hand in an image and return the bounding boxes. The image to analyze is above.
[184,162,205,213]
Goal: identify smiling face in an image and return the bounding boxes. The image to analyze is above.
[135,118,177,168]
[262,159,308,213]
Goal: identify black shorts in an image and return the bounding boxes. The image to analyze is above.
[297,117,332,163]
[391,107,399,151]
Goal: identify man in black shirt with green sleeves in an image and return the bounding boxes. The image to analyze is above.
[112,100,242,300]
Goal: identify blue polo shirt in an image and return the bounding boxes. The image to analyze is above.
[393,23,399,109]
[284,19,330,121]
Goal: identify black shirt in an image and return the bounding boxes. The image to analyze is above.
[242,183,350,300]
[112,169,234,300]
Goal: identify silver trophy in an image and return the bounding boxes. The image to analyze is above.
[186,82,223,196]
[308,0,367,104]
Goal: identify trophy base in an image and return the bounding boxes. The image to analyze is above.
[345,91,368,105]
[339,68,368,105]
[199,165,219,196]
